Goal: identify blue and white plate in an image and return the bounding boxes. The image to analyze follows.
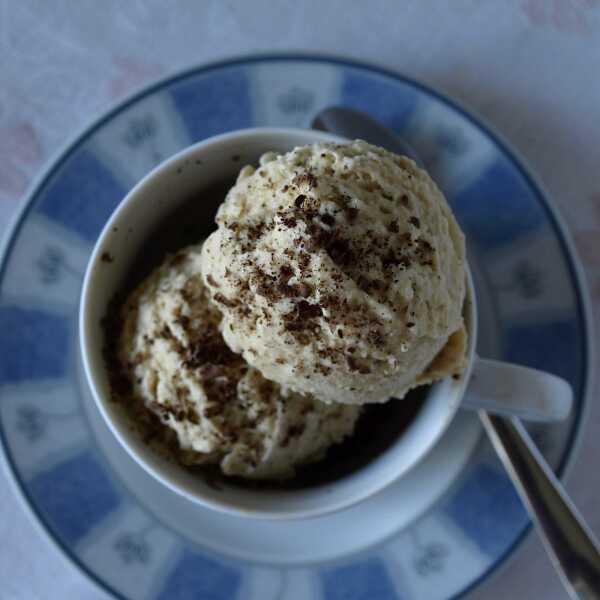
[0,56,592,599]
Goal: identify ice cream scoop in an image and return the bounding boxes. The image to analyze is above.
[115,244,361,480]
[201,140,467,404]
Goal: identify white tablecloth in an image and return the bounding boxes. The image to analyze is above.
[1,1,599,598]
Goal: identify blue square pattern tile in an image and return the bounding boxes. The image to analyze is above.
[169,67,253,142]
[157,548,242,600]
[451,158,545,250]
[0,306,69,383]
[28,452,120,546]
[504,319,582,388]
[442,464,529,557]
[320,557,401,600]
[341,69,418,133]
[35,149,125,243]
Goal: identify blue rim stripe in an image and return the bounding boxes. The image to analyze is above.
[34,150,126,243]
[0,307,70,383]
[28,451,121,546]
[441,463,529,558]
[169,66,253,142]
[320,557,402,600]
[156,548,243,600]
[0,54,591,600]
[340,69,419,132]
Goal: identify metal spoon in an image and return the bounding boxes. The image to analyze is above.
[312,106,600,599]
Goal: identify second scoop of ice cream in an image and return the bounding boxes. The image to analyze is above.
[201,140,467,405]
[118,245,360,479]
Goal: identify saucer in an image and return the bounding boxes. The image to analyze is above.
[0,55,591,599]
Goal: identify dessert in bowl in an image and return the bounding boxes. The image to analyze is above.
[81,128,562,519]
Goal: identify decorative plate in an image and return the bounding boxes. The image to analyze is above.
[0,55,591,600]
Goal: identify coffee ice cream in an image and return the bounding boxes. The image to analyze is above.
[201,141,467,405]
[115,244,361,480]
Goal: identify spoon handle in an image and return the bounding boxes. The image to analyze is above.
[480,412,600,599]
[312,106,421,162]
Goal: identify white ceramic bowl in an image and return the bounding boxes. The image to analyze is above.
[80,128,533,521]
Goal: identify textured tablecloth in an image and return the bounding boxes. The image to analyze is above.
[1,1,599,598]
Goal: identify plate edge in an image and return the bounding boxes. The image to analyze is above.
[0,52,594,600]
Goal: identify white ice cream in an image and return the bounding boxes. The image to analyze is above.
[117,245,360,480]
[201,141,467,404]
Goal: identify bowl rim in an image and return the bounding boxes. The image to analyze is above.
[78,126,475,520]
